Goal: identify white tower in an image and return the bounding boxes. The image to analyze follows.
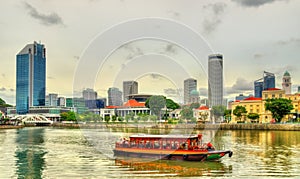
[282,71,292,94]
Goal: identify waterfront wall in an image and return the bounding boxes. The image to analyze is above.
[50,123,300,131]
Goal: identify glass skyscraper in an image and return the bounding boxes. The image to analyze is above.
[16,41,46,114]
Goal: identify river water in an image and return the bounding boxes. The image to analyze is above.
[0,127,299,178]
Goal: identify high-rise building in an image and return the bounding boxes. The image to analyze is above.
[254,79,263,98]
[282,71,292,94]
[16,41,46,114]
[184,78,197,104]
[57,97,66,107]
[108,87,123,106]
[263,71,275,90]
[82,88,97,100]
[123,81,138,102]
[208,54,223,107]
[254,71,275,98]
[46,93,58,106]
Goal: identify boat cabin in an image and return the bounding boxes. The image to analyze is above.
[116,134,206,150]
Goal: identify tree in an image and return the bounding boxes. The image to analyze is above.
[190,103,200,109]
[60,111,76,121]
[247,113,260,122]
[0,98,12,107]
[148,95,166,122]
[265,98,294,123]
[212,105,226,122]
[224,109,232,122]
[166,99,180,110]
[233,105,247,122]
[180,106,193,121]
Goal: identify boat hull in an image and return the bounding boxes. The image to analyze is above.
[113,148,232,161]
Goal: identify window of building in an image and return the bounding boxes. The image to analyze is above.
[272,94,275,98]
[279,94,282,98]
[265,94,268,98]
[256,109,259,113]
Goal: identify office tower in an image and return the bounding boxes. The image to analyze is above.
[82,88,97,100]
[208,54,223,107]
[48,93,58,106]
[263,71,275,90]
[282,71,291,94]
[184,78,197,104]
[16,41,46,114]
[123,81,138,102]
[108,87,123,106]
[254,79,263,98]
[298,86,300,93]
[57,97,66,107]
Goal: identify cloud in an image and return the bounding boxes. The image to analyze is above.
[165,44,177,54]
[24,2,64,26]
[202,3,227,34]
[232,0,286,7]
[167,10,181,19]
[276,38,300,45]
[1,74,5,78]
[199,88,208,97]
[47,76,55,80]
[226,78,254,95]
[0,87,6,92]
[253,53,264,59]
[121,44,144,60]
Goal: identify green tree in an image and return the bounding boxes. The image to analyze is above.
[148,95,166,122]
[224,109,232,122]
[180,106,193,121]
[60,111,76,121]
[190,103,200,109]
[233,105,247,122]
[247,113,260,122]
[166,99,180,110]
[0,98,12,107]
[212,105,226,122]
[265,98,294,123]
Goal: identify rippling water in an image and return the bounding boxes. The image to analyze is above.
[0,127,299,178]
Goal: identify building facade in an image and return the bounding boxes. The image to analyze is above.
[184,78,197,104]
[254,80,263,98]
[82,88,97,100]
[208,54,223,107]
[263,71,275,90]
[46,93,58,107]
[282,71,292,94]
[16,41,46,114]
[108,87,123,106]
[123,81,138,102]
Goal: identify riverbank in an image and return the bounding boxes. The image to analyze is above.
[0,125,24,129]
[50,122,300,131]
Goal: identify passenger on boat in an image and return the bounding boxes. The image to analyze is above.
[207,142,215,151]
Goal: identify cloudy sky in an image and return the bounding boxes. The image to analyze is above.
[0,0,299,105]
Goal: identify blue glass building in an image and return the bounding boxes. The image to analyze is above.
[16,42,46,114]
[254,80,263,98]
[263,71,275,90]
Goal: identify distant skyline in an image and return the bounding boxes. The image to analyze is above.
[0,0,300,105]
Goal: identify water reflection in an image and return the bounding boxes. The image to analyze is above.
[15,128,47,179]
[115,158,232,177]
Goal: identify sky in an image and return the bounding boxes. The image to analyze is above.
[0,0,300,105]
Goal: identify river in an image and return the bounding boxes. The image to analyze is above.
[0,127,299,178]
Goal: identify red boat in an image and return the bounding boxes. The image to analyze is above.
[113,134,233,161]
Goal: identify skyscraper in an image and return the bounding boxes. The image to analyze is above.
[208,54,223,107]
[16,41,46,114]
[184,78,197,104]
[263,71,275,90]
[108,87,123,106]
[123,81,138,102]
[282,71,292,94]
[82,88,97,100]
[254,79,263,98]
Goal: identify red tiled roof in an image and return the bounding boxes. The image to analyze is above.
[244,97,262,101]
[266,88,281,91]
[123,99,145,108]
[196,106,209,110]
[106,105,119,109]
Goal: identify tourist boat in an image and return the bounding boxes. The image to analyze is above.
[113,134,233,161]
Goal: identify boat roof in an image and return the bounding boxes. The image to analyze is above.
[129,134,201,139]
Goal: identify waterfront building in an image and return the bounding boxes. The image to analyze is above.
[108,87,123,106]
[123,81,138,102]
[230,88,300,123]
[189,90,200,104]
[282,71,292,94]
[184,78,197,104]
[16,41,46,114]
[193,106,211,123]
[83,88,97,100]
[208,54,223,107]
